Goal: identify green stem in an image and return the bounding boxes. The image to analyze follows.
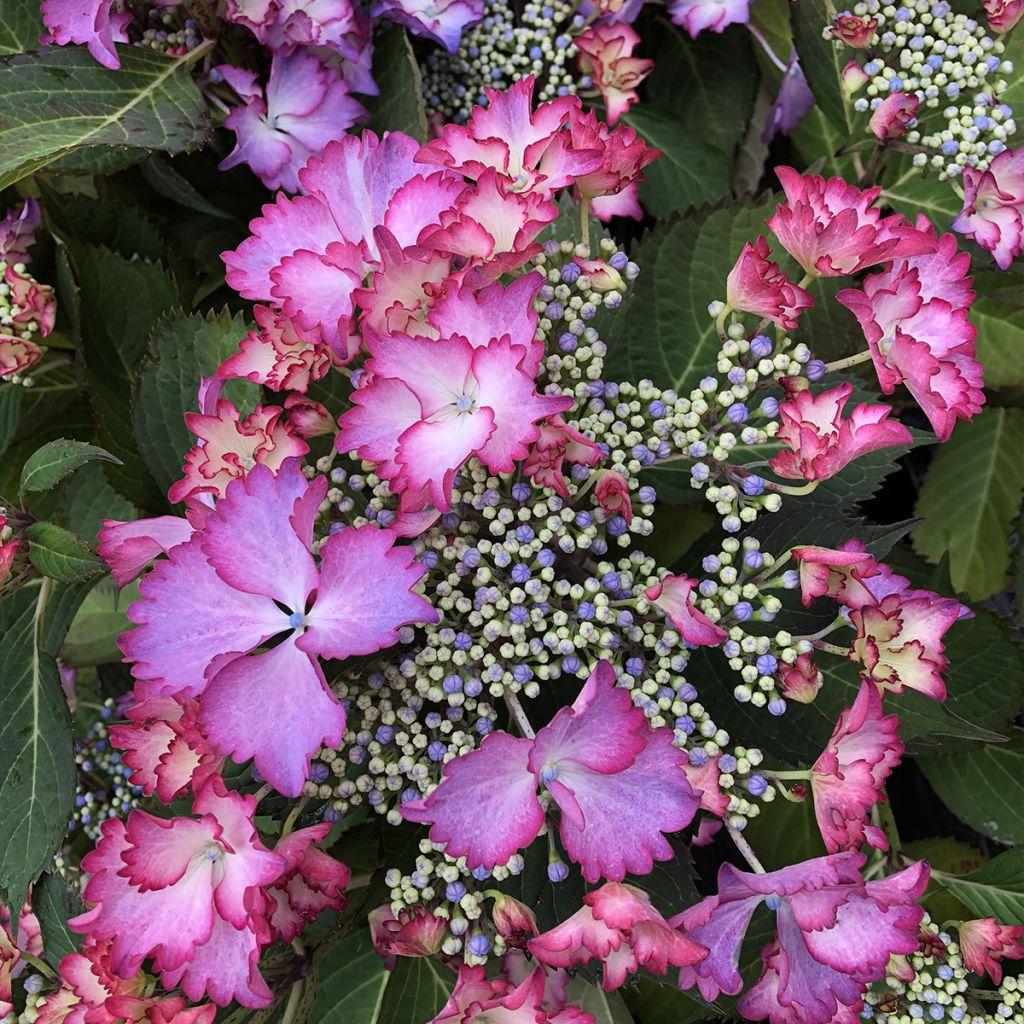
[762,769,811,781]
[579,198,591,251]
[715,303,733,342]
[874,793,902,855]
[816,641,850,657]
[823,349,874,373]
[767,478,820,497]
[726,823,766,874]
[21,952,56,980]
[281,797,309,838]
[279,978,305,1024]
[504,690,535,739]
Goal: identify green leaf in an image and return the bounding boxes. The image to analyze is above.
[622,978,715,1024]
[0,384,24,462]
[364,26,428,143]
[20,439,120,496]
[0,45,211,188]
[790,108,859,180]
[913,408,1024,600]
[880,155,962,226]
[141,155,232,218]
[377,955,454,1024]
[741,796,825,870]
[938,850,1024,923]
[310,929,390,1023]
[59,463,137,544]
[73,245,178,509]
[568,978,637,1024]
[26,522,106,583]
[646,21,758,157]
[0,0,43,55]
[972,295,1024,388]
[920,730,1024,847]
[133,308,256,494]
[622,106,733,218]
[0,581,88,907]
[790,0,852,133]
[34,871,84,968]
[61,581,138,667]
[607,198,777,389]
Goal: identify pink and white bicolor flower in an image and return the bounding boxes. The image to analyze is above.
[401,661,698,882]
[336,332,571,514]
[118,459,437,795]
[645,574,728,647]
[528,882,707,991]
[70,779,286,1008]
[809,680,903,853]
[769,383,912,482]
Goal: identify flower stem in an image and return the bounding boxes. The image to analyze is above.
[504,690,535,739]
[815,640,850,656]
[726,823,766,874]
[21,952,56,980]
[282,796,309,838]
[766,478,820,497]
[792,616,847,644]
[579,198,591,250]
[823,349,874,373]
[762,769,811,781]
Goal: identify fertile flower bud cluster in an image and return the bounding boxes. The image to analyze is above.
[831,0,1016,178]
[422,0,585,123]
[862,918,1024,1024]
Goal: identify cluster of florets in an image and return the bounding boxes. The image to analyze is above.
[422,0,585,123]
[830,0,1016,178]
[863,919,1024,1024]
[0,200,55,383]
[136,3,200,55]
[70,698,142,843]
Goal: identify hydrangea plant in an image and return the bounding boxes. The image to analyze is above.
[0,2,1023,1024]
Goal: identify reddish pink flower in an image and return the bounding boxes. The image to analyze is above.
[591,182,643,221]
[98,516,195,588]
[0,334,43,377]
[1,902,42,1017]
[645,574,727,647]
[491,895,539,949]
[668,0,751,37]
[225,0,369,63]
[35,937,151,1024]
[869,93,919,141]
[428,963,588,1024]
[218,51,367,193]
[283,395,334,439]
[521,414,604,497]
[984,0,1024,31]
[110,694,223,805]
[7,266,56,337]
[402,661,698,882]
[576,24,652,125]
[104,995,216,1024]
[810,681,902,853]
[837,223,983,441]
[849,591,966,701]
[222,131,462,349]
[726,236,814,329]
[337,332,570,513]
[70,779,285,1007]
[959,918,1024,984]
[121,461,436,794]
[768,167,931,276]
[674,852,929,1024]
[569,111,659,204]
[828,13,879,47]
[266,825,350,944]
[683,757,731,817]
[416,76,603,198]
[218,306,338,392]
[368,904,447,963]
[778,653,823,704]
[770,383,911,482]
[167,399,309,506]
[594,471,632,524]
[791,541,898,610]
[529,882,707,990]
[0,514,19,584]
[40,0,132,69]
[952,145,1024,271]
[0,198,41,265]
[416,170,559,278]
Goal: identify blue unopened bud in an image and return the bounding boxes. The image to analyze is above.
[751,335,772,358]
[727,403,748,423]
[760,397,779,418]
[742,475,764,496]
[548,859,570,883]
[447,881,467,902]
[747,775,768,796]
[806,360,826,381]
